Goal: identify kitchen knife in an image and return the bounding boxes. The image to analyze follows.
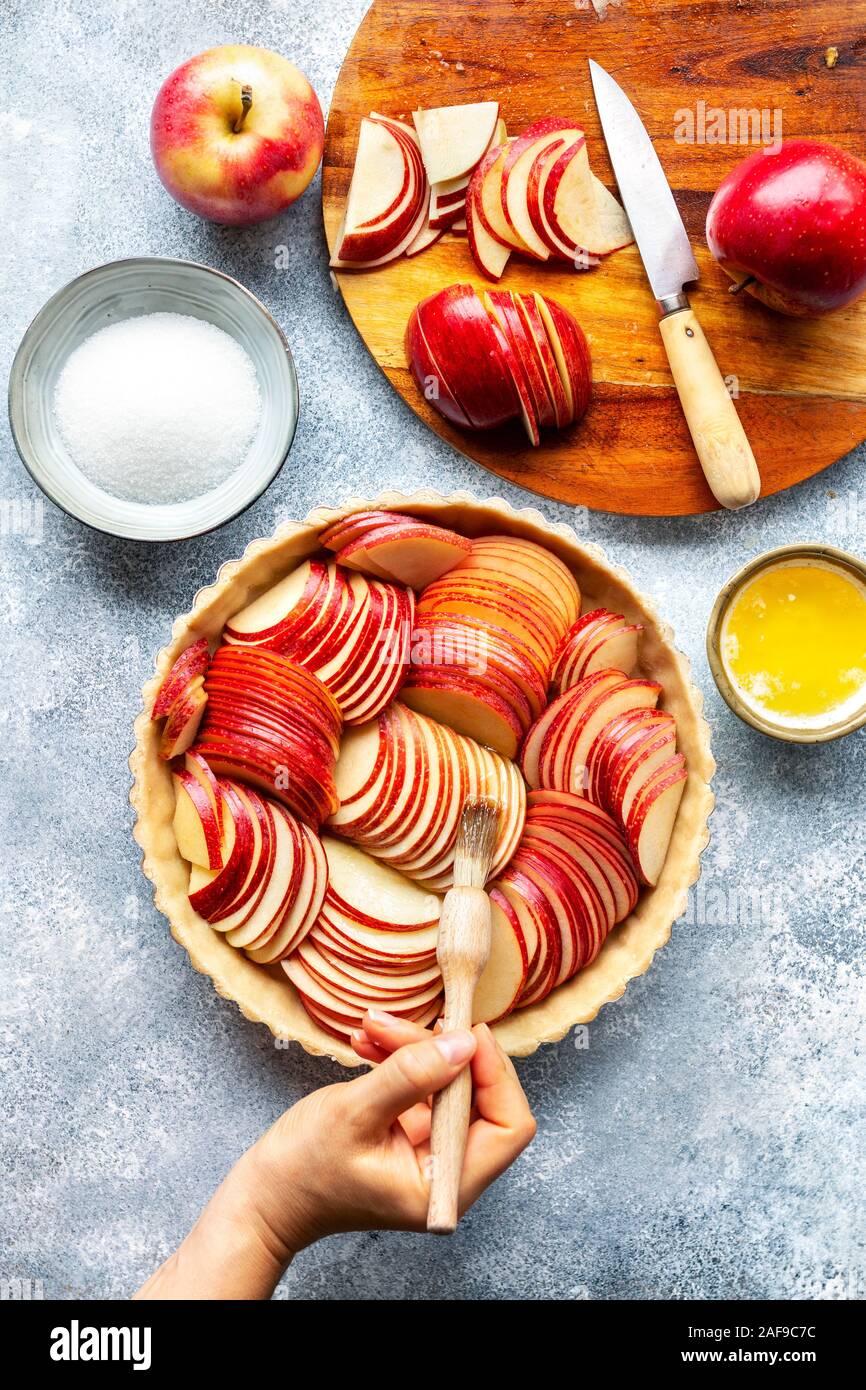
[589,59,760,510]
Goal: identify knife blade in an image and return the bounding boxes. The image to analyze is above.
[588,59,760,509]
[589,58,698,306]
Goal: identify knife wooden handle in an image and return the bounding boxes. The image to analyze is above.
[659,305,761,510]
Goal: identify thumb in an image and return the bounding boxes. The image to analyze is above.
[352,1030,477,1128]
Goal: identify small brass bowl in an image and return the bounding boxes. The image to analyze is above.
[706,543,866,745]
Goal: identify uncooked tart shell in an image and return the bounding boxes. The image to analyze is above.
[129,492,715,1067]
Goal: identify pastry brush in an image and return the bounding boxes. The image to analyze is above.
[427,795,500,1235]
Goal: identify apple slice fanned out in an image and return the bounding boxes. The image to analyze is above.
[501,118,584,261]
[543,139,633,257]
[413,101,500,184]
[472,138,542,258]
[549,607,643,693]
[331,186,430,270]
[173,768,225,869]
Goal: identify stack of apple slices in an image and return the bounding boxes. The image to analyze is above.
[178,762,327,965]
[330,113,429,268]
[285,837,444,1040]
[223,559,414,723]
[151,637,210,759]
[404,534,580,756]
[405,283,591,443]
[193,645,342,827]
[327,701,526,890]
[285,836,531,1039]
[549,607,643,692]
[319,510,471,589]
[491,790,639,1008]
[521,666,687,886]
[466,117,632,280]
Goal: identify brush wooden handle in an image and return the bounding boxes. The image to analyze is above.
[427,885,492,1235]
[658,304,761,511]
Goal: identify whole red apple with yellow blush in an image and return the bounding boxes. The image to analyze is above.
[151,45,324,225]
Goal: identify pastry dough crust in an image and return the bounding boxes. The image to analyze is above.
[130,491,715,1067]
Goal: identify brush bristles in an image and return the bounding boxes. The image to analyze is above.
[453,797,501,888]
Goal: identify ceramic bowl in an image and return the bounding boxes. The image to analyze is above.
[8,257,298,541]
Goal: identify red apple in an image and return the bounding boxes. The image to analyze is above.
[706,139,866,315]
[150,44,324,226]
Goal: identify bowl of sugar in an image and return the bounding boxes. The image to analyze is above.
[8,257,299,541]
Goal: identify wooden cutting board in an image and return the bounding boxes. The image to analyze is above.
[322,0,866,516]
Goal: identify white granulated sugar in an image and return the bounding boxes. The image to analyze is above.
[54,312,261,505]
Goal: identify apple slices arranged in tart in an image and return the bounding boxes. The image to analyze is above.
[328,701,526,890]
[224,560,414,725]
[156,510,688,1038]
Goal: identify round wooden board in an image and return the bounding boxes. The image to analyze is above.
[323,0,866,516]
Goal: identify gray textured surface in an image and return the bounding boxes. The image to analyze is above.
[1,0,864,1303]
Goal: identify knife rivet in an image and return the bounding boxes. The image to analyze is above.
[685,326,695,337]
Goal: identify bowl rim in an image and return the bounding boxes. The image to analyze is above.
[706,542,866,745]
[7,255,300,543]
[129,490,716,1066]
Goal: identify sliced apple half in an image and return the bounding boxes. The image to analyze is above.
[413,101,500,184]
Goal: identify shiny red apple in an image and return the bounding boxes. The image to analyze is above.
[150,44,324,226]
[706,138,866,315]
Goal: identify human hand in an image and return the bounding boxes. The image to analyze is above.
[135,1010,535,1299]
[249,1011,536,1254]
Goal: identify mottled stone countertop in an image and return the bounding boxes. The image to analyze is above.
[1,0,863,1302]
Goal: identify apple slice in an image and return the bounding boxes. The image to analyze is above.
[502,120,584,260]
[544,140,633,257]
[402,668,524,760]
[473,893,529,1023]
[152,637,210,718]
[405,306,474,429]
[406,208,444,256]
[342,116,410,232]
[334,519,471,589]
[416,284,519,429]
[625,756,687,885]
[467,149,514,279]
[331,185,429,269]
[484,290,555,427]
[513,292,572,428]
[413,101,500,184]
[159,678,207,759]
[173,768,224,869]
[485,311,541,446]
[532,293,593,425]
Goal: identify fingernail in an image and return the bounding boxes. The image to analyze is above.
[366,1008,398,1026]
[434,1030,476,1065]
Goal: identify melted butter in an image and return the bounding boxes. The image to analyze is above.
[721,560,866,728]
